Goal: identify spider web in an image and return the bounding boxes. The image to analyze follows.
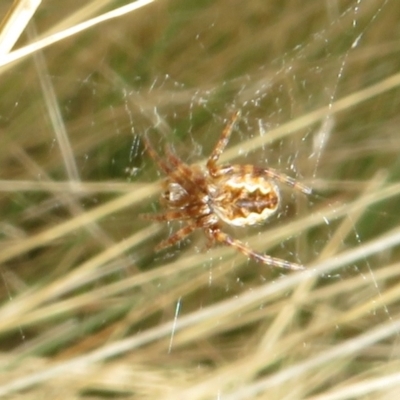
[1,0,400,398]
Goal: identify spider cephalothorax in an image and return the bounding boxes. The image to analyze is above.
[141,111,311,270]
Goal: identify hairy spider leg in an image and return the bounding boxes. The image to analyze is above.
[143,134,174,175]
[164,145,209,194]
[154,223,197,252]
[215,164,312,195]
[207,110,241,172]
[209,228,304,271]
[144,135,204,196]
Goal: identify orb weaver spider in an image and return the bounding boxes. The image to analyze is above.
[141,111,311,270]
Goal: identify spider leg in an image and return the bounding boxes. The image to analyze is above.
[164,145,209,194]
[207,111,241,173]
[164,145,199,180]
[209,228,304,271]
[145,136,204,198]
[143,134,172,175]
[216,164,312,195]
[140,211,191,222]
[154,224,197,252]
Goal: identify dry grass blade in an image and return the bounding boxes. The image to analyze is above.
[0,0,41,56]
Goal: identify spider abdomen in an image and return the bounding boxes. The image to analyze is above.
[210,174,280,227]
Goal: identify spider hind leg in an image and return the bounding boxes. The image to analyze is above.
[209,228,304,271]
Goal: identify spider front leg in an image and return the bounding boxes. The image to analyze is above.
[164,145,207,193]
[142,134,173,176]
[206,111,241,173]
[207,227,304,271]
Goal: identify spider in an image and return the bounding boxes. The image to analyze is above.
[141,111,312,270]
